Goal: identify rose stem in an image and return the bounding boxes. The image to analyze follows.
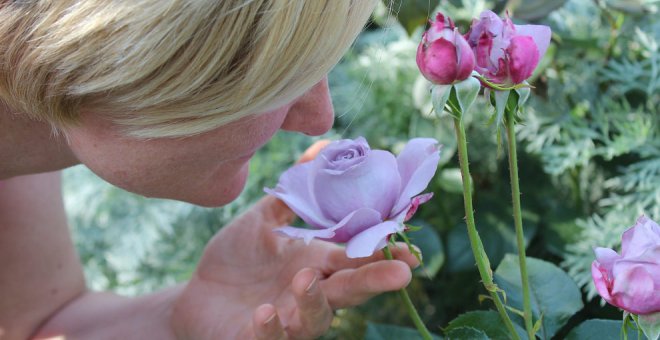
[452,116,521,340]
[382,246,433,340]
[504,109,534,340]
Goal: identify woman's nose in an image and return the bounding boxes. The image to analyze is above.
[280,77,335,136]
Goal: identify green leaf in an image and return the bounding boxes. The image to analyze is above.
[386,0,441,35]
[407,220,445,279]
[445,209,538,273]
[365,322,443,340]
[638,312,660,340]
[445,310,527,340]
[494,255,584,339]
[444,326,489,340]
[565,319,640,340]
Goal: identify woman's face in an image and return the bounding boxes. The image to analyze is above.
[64,78,335,207]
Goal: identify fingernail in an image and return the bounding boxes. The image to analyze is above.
[264,312,277,325]
[305,276,318,295]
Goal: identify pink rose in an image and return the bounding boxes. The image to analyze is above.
[465,10,551,85]
[416,13,475,85]
[592,215,660,315]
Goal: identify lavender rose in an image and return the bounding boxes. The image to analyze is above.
[265,137,440,258]
[592,215,660,315]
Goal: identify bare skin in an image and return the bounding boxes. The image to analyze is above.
[0,82,420,339]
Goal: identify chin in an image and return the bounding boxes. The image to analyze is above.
[184,164,250,207]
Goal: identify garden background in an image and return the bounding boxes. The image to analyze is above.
[62,0,659,338]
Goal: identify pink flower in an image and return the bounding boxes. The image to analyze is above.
[416,13,476,85]
[465,10,551,85]
[592,215,660,315]
[265,137,440,258]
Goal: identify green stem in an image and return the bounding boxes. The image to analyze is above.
[504,111,534,340]
[452,117,521,340]
[383,246,433,340]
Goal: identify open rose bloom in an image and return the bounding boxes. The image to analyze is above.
[465,10,551,85]
[266,137,440,258]
[592,215,660,315]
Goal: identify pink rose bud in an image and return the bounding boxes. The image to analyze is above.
[465,10,551,85]
[416,13,476,85]
[591,215,660,315]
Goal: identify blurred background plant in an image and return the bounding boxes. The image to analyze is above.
[62,0,659,338]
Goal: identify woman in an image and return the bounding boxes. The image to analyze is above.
[0,1,418,339]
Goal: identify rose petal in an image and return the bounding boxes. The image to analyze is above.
[455,32,476,82]
[345,221,404,258]
[319,137,370,174]
[621,215,660,258]
[417,37,460,85]
[467,10,503,43]
[592,261,614,303]
[330,208,384,243]
[514,24,552,60]
[593,247,620,272]
[264,161,335,229]
[314,150,400,221]
[392,138,440,216]
[507,35,540,84]
[273,207,382,244]
[611,264,659,314]
[392,193,434,223]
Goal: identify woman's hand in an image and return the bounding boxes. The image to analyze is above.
[170,142,420,339]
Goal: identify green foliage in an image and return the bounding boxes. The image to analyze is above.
[365,323,443,340]
[407,220,445,279]
[565,319,641,340]
[444,327,489,340]
[494,255,584,339]
[444,310,526,339]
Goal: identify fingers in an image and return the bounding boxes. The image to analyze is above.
[321,259,412,309]
[253,304,287,340]
[325,242,420,273]
[290,268,333,339]
[296,140,330,164]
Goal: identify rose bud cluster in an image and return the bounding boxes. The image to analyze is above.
[417,10,551,88]
[266,137,440,258]
[592,215,660,315]
[465,10,552,86]
[416,13,476,85]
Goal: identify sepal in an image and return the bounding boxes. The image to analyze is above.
[453,72,481,115]
[431,84,453,118]
[638,312,660,340]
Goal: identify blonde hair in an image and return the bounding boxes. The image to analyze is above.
[0,0,376,138]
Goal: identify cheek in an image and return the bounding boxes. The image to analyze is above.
[65,127,252,205]
[67,134,156,193]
